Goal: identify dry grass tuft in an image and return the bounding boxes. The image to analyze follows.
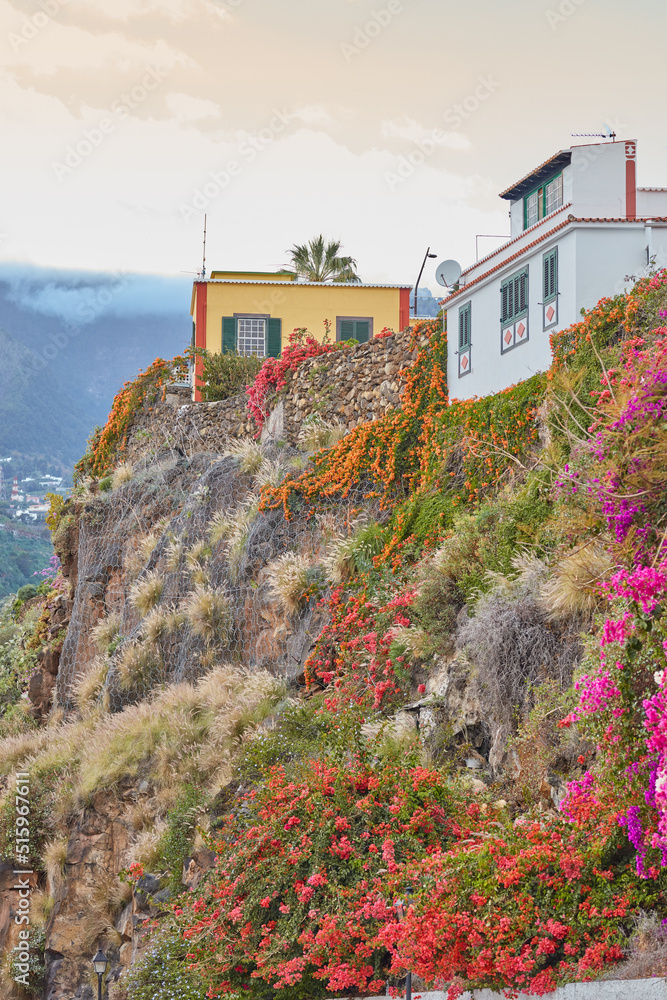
[165,537,184,573]
[30,890,54,928]
[181,585,231,644]
[266,552,312,615]
[299,416,346,453]
[324,534,358,586]
[540,543,614,621]
[209,509,233,546]
[142,607,175,645]
[129,570,165,617]
[139,531,160,565]
[224,438,264,474]
[225,498,259,581]
[117,640,163,692]
[74,657,110,714]
[90,868,132,920]
[44,837,68,893]
[111,463,134,490]
[90,613,122,653]
[125,820,167,871]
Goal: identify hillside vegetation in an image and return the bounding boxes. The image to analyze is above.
[1,272,667,999]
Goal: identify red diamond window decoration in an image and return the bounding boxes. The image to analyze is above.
[461,355,468,370]
[546,305,555,321]
[504,329,512,345]
[517,322,526,338]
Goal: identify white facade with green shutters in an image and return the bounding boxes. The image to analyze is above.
[444,139,667,399]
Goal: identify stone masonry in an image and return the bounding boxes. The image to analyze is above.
[121,328,427,466]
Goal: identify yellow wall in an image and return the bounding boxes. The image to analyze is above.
[197,281,407,353]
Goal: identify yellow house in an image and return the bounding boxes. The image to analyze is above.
[190,270,411,399]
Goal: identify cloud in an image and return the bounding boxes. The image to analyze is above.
[165,92,221,122]
[381,117,470,151]
[0,264,191,323]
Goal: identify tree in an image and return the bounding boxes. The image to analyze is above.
[283,235,359,283]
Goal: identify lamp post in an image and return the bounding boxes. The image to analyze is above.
[395,897,411,1000]
[92,948,108,1000]
[413,247,437,318]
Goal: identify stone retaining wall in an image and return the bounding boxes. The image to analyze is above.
[121,328,425,466]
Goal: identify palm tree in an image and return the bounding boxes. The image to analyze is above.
[283,235,359,283]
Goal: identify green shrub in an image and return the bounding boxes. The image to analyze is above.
[157,785,207,893]
[99,476,113,492]
[16,584,37,603]
[192,348,262,402]
[119,925,210,1000]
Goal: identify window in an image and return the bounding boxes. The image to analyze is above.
[238,317,266,357]
[543,248,558,302]
[501,268,528,325]
[542,247,558,330]
[222,316,282,357]
[545,174,563,216]
[458,303,471,349]
[336,317,372,343]
[524,172,563,229]
[526,190,541,229]
[500,269,529,353]
[458,302,471,377]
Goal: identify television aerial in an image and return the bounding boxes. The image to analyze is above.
[435,259,462,288]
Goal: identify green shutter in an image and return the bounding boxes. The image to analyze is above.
[459,303,470,349]
[339,320,355,340]
[267,318,282,357]
[222,317,236,353]
[354,320,370,344]
[543,248,558,301]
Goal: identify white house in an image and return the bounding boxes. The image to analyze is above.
[443,139,667,400]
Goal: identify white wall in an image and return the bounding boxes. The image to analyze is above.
[447,231,576,401]
[637,189,667,217]
[574,226,647,308]
[570,141,629,219]
[647,223,667,269]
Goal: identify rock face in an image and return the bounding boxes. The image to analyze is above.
[44,792,133,1000]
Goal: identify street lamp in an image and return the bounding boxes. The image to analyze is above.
[92,948,108,1000]
[395,897,412,1000]
[413,247,437,318]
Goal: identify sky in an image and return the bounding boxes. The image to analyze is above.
[0,0,666,291]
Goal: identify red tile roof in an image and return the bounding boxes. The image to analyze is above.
[440,216,667,305]
[460,203,572,276]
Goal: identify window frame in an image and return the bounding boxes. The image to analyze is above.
[336,316,373,343]
[500,267,529,326]
[542,246,559,330]
[233,313,270,357]
[523,170,563,230]
[500,267,529,355]
[457,302,472,378]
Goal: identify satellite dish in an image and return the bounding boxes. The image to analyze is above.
[435,259,462,287]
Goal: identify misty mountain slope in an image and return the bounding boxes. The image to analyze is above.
[0,265,192,468]
[0,330,94,468]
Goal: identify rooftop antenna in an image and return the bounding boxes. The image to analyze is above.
[571,128,616,141]
[200,214,207,279]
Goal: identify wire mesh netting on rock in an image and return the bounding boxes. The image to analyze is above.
[56,446,360,715]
